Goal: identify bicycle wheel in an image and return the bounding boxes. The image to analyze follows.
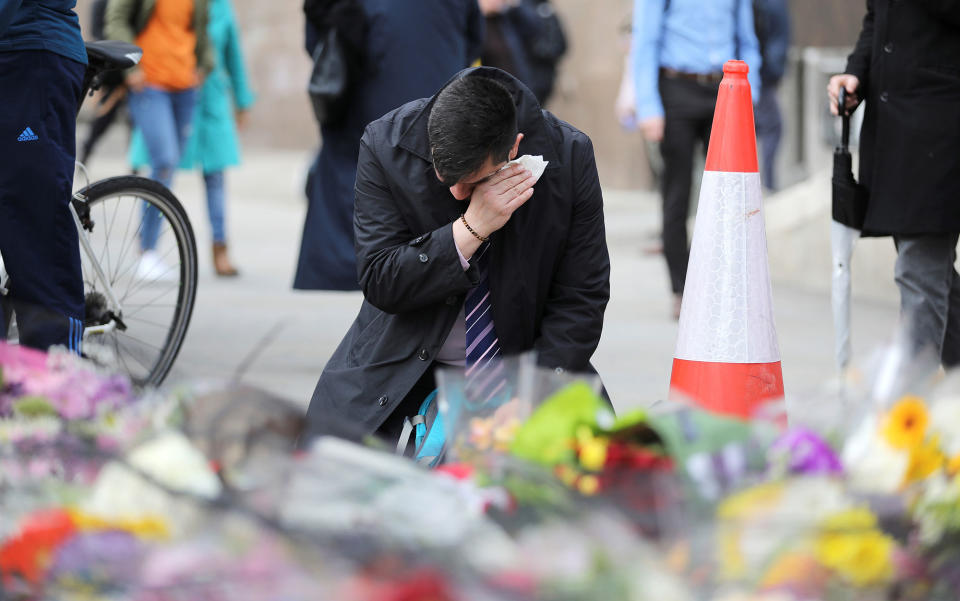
[75,176,198,387]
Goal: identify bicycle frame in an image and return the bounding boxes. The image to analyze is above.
[70,192,125,338]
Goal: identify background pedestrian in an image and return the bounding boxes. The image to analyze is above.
[630,0,761,319]
[293,0,484,291]
[828,1,960,369]
[129,0,256,277]
[105,0,214,281]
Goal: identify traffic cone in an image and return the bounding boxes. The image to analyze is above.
[669,60,784,418]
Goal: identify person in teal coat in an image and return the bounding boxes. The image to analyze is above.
[129,0,255,276]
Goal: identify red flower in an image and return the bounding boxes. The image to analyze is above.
[0,509,76,585]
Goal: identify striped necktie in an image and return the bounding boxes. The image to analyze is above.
[464,243,506,400]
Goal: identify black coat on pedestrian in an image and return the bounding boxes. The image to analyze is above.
[846,0,960,236]
[294,0,484,290]
[304,67,610,438]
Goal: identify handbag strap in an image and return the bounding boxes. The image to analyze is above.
[395,414,426,456]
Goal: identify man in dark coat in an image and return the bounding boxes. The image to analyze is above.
[304,67,610,441]
[829,0,960,366]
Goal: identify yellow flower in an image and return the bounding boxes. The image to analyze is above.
[761,552,827,590]
[904,434,945,484]
[555,464,579,487]
[68,509,170,540]
[815,508,894,586]
[948,453,960,476]
[717,527,747,579]
[577,474,600,496]
[578,438,608,471]
[717,482,784,520]
[882,396,929,450]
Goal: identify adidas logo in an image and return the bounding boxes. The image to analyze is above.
[17,127,38,142]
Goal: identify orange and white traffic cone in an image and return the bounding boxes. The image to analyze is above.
[669,60,784,418]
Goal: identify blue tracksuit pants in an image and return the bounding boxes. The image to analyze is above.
[0,50,85,353]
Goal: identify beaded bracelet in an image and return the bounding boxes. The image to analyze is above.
[460,214,489,243]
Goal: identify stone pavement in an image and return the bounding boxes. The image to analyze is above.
[82,148,901,414]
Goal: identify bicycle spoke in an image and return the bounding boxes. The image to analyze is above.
[121,262,180,302]
[124,315,174,329]
[112,196,147,285]
[100,196,115,281]
[122,287,178,317]
[116,331,165,353]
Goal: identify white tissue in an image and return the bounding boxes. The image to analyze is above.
[503,154,548,183]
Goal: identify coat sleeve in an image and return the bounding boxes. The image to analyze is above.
[105,0,137,43]
[533,135,610,372]
[844,0,874,94]
[354,129,480,315]
[630,0,666,120]
[223,1,256,110]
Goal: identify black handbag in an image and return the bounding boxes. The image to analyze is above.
[308,27,349,127]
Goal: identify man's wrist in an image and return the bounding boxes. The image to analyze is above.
[452,219,482,262]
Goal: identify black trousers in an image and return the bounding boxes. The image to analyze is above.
[659,74,720,294]
[0,51,85,352]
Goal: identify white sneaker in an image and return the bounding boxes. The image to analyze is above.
[136,250,177,283]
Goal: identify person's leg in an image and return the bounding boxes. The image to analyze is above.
[942,261,960,368]
[204,170,227,244]
[170,87,198,155]
[659,78,701,298]
[127,87,179,251]
[79,84,124,165]
[204,170,239,276]
[893,233,960,366]
[754,86,783,191]
[0,51,85,352]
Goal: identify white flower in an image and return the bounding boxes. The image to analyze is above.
[83,431,220,533]
[930,396,960,457]
[842,415,908,494]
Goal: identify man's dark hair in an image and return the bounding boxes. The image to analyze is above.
[428,76,518,185]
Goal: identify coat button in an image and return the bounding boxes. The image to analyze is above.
[445,295,459,306]
[412,236,424,245]
[377,395,388,407]
[418,253,429,263]
[554,367,565,375]
[880,91,889,102]
[883,42,893,53]
[418,348,429,361]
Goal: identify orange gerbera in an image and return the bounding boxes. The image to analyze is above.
[882,396,929,450]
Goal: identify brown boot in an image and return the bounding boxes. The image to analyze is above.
[212,242,239,277]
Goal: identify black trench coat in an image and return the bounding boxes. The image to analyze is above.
[304,67,610,438]
[846,0,960,236]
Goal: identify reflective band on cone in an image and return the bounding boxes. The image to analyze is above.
[668,60,784,418]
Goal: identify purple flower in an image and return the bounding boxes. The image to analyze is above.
[770,427,844,476]
[48,531,144,586]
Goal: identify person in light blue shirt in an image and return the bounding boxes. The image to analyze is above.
[630,0,761,318]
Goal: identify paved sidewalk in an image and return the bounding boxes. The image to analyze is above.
[82,148,900,413]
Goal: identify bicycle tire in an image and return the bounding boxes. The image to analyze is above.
[76,175,198,387]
